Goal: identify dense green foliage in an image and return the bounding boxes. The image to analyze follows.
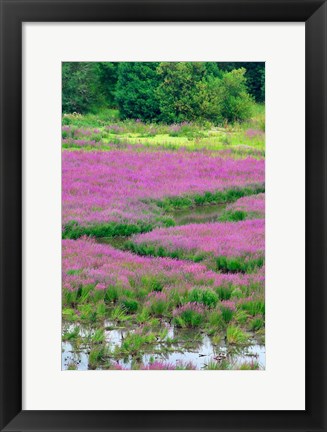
[115,62,161,121]
[217,62,265,102]
[62,62,265,124]
[62,62,118,113]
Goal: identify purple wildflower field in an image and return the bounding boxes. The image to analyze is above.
[131,219,264,261]
[225,193,265,217]
[62,150,264,227]
[63,237,264,294]
[62,145,265,370]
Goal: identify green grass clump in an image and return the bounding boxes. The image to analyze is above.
[119,332,156,356]
[216,256,264,273]
[218,210,247,222]
[156,185,265,212]
[147,299,167,317]
[121,298,139,313]
[126,243,264,274]
[220,307,234,324]
[91,329,105,344]
[62,308,78,322]
[173,310,204,329]
[136,308,151,324]
[226,325,248,344]
[140,275,164,292]
[205,359,232,370]
[215,286,232,300]
[234,310,249,325]
[62,220,153,239]
[239,361,260,370]
[62,326,80,341]
[111,305,130,322]
[241,300,265,316]
[206,312,225,334]
[104,286,119,303]
[188,289,218,308]
[249,317,264,331]
[89,346,107,369]
[78,304,98,323]
[67,363,78,370]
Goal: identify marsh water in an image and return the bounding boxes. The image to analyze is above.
[97,203,228,249]
[62,322,265,371]
[171,202,227,225]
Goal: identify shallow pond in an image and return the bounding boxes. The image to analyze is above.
[62,322,265,371]
[171,202,227,225]
[96,203,228,249]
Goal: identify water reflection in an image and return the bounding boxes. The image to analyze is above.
[62,321,265,371]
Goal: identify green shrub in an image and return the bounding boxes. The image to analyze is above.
[115,62,161,121]
[62,62,106,114]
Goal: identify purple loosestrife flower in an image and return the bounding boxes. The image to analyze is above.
[62,139,99,148]
[245,129,264,139]
[173,302,205,317]
[106,125,124,133]
[62,149,264,227]
[226,193,265,217]
[220,300,236,311]
[133,219,265,260]
[62,237,264,296]
[146,291,167,301]
[62,238,264,293]
[169,124,182,133]
[141,361,196,370]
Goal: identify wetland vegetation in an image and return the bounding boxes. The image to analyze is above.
[62,62,265,370]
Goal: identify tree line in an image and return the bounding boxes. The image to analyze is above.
[62,62,265,124]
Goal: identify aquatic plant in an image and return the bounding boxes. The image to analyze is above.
[172,302,205,328]
[118,332,156,356]
[220,300,236,323]
[250,317,264,331]
[121,298,139,313]
[88,346,108,369]
[239,360,260,370]
[145,291,168,316]
[141,360,196,370]
[188,288,218,308]
[226,325,248,344]
[204,359,232,370]
[62,326,80,341]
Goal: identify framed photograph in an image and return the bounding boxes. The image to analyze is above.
[0,0,326,431]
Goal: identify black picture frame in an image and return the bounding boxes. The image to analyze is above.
[0,0,326,431]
